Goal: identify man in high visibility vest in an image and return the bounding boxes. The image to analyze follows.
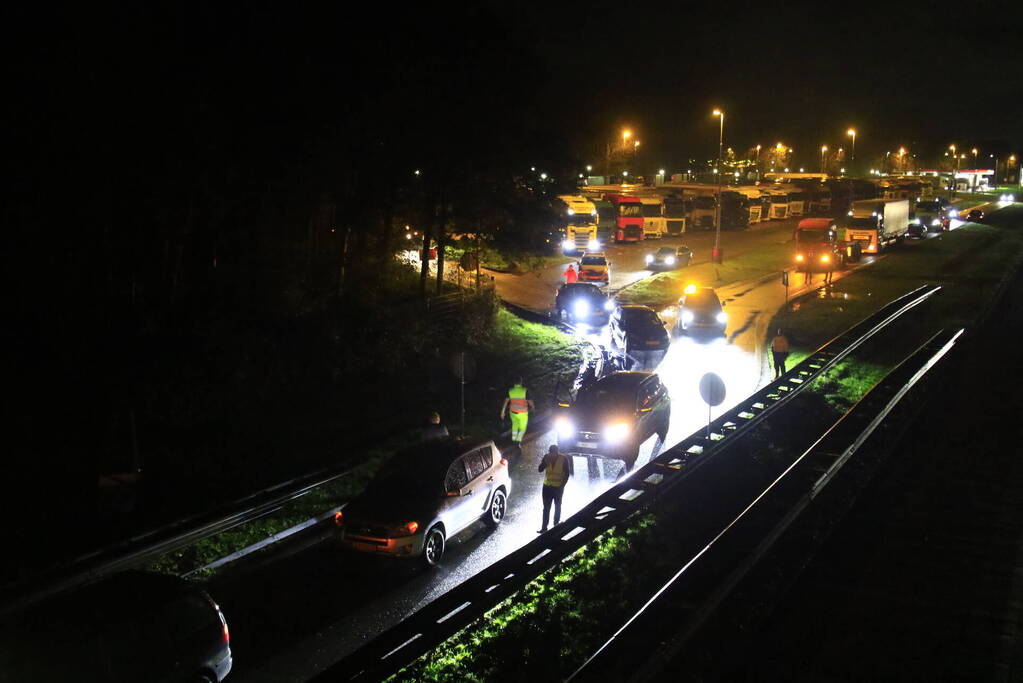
[500,377,535,444]
[537,444,573,533]
[771,328,790,379]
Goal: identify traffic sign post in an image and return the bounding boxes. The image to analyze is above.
[782,270,789,303]
[698,372,726,438]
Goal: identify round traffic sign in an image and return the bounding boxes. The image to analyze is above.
[699,372,726,407]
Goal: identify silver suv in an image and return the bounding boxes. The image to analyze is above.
[337,438,512,565]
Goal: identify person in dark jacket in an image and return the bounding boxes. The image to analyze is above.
[421,411,449,441]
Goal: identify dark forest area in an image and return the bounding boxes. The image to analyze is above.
[4,4,579,571]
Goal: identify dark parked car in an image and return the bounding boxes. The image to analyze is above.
[0,571,232,683]
[677,286,727,334]
[555,371,670,470]
[554,282,614,326]
[609,305,669,356]
[337,437,511,566]
[966,208,986,223]
[644,245,693,270]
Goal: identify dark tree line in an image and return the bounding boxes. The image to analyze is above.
[4,4,582,562]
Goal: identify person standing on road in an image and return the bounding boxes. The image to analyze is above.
[563,263,578,284]
[538,444,573,533]
[500,377,535,445]
[771,328,790,379]
[823,264,834,285]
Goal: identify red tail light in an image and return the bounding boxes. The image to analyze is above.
[405,521,419,535]
[500,457,508,466]
[222,621,230,644]
[334,510,344,526]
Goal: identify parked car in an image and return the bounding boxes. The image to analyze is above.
[644,245,693,270]
[609,305,670,356]
[554,282,614,326]
[677,285,727,334]
[0,571,232,683]
[555,371,670,470]
[966,208,986,223]
[577,252,610,285]
[337,437,510,566]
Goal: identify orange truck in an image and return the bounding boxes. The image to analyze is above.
[792,218,862,273]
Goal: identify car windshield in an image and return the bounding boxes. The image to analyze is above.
[684,290,721,310]
[567,215,596,226]
[580,256,606,266]
[655,248,675,257]
[622,308,662,327]
[576,379,635,408]
[618,204,642,216]
[641,204,661,217]
[563,284,603,300]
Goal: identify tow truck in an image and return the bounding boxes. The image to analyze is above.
[793,218,861,273]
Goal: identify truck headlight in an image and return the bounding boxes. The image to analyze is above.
[573,300,591,317]
[562,239,574,251]
[645,254,654,264]
[820,254,830,264]
[665,256,676,265]
[588,239,600,250]
[795,254,805,262]
[605,422,630,443]
[556,417,575,439]
[716,312,728,324]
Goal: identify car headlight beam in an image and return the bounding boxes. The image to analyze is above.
[605,422,630,444]
[562,239,574,251]
[681,310,694,323]
[573,300,591,317]
[556,417,575,439]
[716,311,727,324]
[603,300,614,311]
[665,256,676,265]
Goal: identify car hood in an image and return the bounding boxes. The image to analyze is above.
[626,326,668,341]
[565,405,636,431]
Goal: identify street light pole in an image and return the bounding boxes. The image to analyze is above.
[949,145,957,200]
[820,145,828,174]
[847,129,856,172]
[712,109,724,263]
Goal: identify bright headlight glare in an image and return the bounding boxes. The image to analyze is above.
[820,254,830,263]
[795,253,805,262]
[562,239,574,250]
[556,417,575,439]
[605,422,630,443]
[567,209,575,215]
[681,311,694,323]
[588,239,599,250]
[930,218,940,226]
[573,300,591,317]
[645,254,654,264]
[603,300,614,311]
[716,311,727,324]
[665,256,676,265]
[948,209,958,217]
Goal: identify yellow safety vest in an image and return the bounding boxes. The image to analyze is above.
[771,336,789,353]
[543,455,569,487]
[509,385,529,414]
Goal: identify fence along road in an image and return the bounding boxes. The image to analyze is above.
[312,284,942,682]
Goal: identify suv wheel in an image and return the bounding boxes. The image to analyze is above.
[422,526,445,566]
[484,489,507,527]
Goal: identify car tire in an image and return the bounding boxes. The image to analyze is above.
[193,673,216,683]
[483,489,507,527]
[422,526,445,566]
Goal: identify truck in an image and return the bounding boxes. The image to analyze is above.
[639,196,666,239]
[793,218,861,273]
[787,188,808,217]
[604,194,645,242]
[844,198,908,254]
[557,195,600,253]
[663,195,688,234]
[689,194,717,230]
[592,199,618,246]
[766,190,790,220]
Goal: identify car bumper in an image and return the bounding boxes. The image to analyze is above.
[579,273,609,284]
[558,437,630,459]
[339,531,424,558]
[211,646,233,681]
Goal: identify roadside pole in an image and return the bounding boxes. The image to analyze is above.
[782,270,789,303]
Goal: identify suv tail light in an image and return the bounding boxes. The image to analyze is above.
[334,510,344,526]
[500,457,508,466]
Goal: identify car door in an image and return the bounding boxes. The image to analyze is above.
[443,456,474,534]
[463,448,494,518]
[636,379,658,439]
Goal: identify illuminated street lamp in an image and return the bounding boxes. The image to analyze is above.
[949,145,959,200]
[712,109,725,262]
[820,145,828,173]
[847,128,857,169]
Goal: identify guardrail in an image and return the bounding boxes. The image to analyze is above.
[313,284,942,682]
[570,326,963,680]
[0,462,357,619]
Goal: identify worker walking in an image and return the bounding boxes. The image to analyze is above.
[500,377,535,445]
[771,328,790,379]
[563,263,578,284]
[420,411,449,441]
[538,444,573,533]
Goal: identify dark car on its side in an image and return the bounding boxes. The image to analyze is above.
[555,371,670,471]
[0,571,232,683]
[609,305,670,356]
[554,283,614,326]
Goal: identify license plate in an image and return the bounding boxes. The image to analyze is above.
[576,441,598,448]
